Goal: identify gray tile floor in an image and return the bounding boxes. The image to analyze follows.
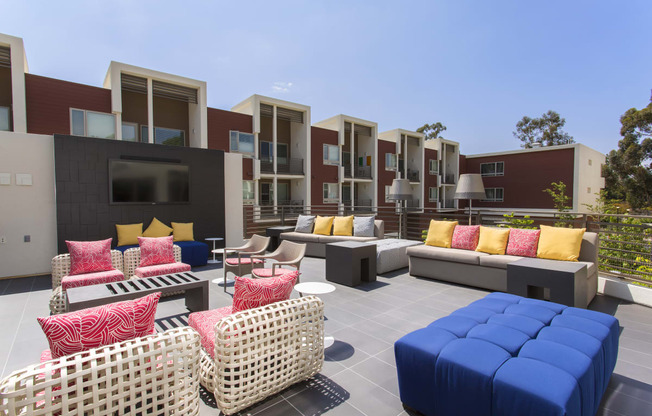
[1,258,652,415]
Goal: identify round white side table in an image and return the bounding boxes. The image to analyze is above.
[211,248,237,289]
[294,282,336,348]
[205,237,224,264]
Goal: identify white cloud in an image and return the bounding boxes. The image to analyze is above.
[271,81,293,93]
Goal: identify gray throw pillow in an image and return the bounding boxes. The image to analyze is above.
[295,215,315,233]
[354,216,375,237]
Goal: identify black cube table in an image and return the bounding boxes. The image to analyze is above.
[506,258,588,308]
[66,272,209,312]
[266,226,295,251]
[325,241,377,287]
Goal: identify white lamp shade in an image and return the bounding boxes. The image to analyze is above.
[454,174,486,200]
[388,178,412,200]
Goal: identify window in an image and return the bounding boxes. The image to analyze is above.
[483,188,504,202]
[323,144,339,165]
[323,183,339,203]
[480,162,504,177]
[385,185,391,203]
[142,126,185,146]
[260,141,273,162]
[429,187,439,202]
[230,131,255,155]
[70,109,116,139]
[121,122,138,142]
[429,159,439,175]
[243,181,255,204]
[385,153,397,171]
[0,106,10,131]
[277,143,288,165]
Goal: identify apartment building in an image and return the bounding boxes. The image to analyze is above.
[461,143,606,212]
[313,115,378,209]
[378,129,426,210]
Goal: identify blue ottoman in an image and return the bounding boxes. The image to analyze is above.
[395,293,619,416]
[115,241,209,267]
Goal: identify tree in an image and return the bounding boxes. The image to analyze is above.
[513,110,575,148]
[603,95,652,209]
[417,122,447,140]
[543,181,575,227]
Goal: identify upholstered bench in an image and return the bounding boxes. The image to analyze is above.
[116,240,208,266]
[373,239,423,274]
[395,292,619,416]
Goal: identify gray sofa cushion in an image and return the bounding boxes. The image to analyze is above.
[478,255,524,269]
[295,215,315,233]
[317,235,378,243]
[280,232,321,243]
[354,216,375,237]
[406,245,488,265]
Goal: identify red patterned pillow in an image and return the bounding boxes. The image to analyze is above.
[451,225,481,251]
[66,238,113,276]
[506,228,541,257]
[138,236,174,267]
[232,271,299,313]
[37,292,161,359]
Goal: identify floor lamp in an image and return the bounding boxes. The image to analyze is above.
[454,174,486,225]
[388,178,412,239]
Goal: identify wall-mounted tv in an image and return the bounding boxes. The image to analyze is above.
[109,159,190,204]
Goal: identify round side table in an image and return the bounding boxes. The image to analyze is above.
[205,237,224,264]
[294,282,336,348]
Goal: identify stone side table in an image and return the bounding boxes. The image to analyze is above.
[325,241,377,287]
[506,258,588,308]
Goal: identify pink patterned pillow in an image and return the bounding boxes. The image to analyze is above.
[506,228,541,257]
[451,225,481,251]
[66,238,113,276]
[138,236,174,267]
[232,271,299,313]
[37,293,161,359]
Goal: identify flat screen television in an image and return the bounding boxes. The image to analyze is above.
[109,159,190,204]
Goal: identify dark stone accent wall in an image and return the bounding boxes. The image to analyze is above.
[54,134,225,253]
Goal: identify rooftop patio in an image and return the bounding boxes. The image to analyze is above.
[1,257,651,416]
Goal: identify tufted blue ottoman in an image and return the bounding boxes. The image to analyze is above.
[395,292,619,416]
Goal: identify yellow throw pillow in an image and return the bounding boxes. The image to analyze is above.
[171,222,194,242]
[115,223,143,247]
[143,217,173,238]
[313,216,335,235]
[476,226,510,255]
[537,225,585,261]
[425,220,458,248]
[333,216,354,236]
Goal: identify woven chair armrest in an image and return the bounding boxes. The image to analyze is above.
[272,260,300,268]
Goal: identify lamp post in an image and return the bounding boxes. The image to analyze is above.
[453,174,486,225]
[388,177,412,239]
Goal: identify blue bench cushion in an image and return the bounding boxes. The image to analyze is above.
[395,292,619,416]
[115,241,209,267]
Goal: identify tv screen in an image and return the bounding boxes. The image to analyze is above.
[110,159,190,204]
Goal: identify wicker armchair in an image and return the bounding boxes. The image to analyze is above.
[49,250,124,315]
[251,240,306,279]
[0,327,201,415]
[199,296,324,415]
[123,244,184,278]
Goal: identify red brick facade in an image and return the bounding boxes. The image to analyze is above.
[423,148,439,208]
[207,107,253,180]
[377,140,396,207]
[310,126,339,205]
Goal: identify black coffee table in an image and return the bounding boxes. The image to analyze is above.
[325,241,377,287]
[66,272,209,312]
[266,226,295,251]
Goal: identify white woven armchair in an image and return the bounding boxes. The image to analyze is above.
[49,250,124,315]
[0,327,201,415]
[200,296,324,415]
[123,244,184,278]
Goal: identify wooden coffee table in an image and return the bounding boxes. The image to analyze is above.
[66,272,209,312]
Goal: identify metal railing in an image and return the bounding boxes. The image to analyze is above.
[355,166,372,179]
[260,158,304,175]
[442,174,456,185]
[407,169,419,182]
[242,206,652,286]
[344,165,352,178]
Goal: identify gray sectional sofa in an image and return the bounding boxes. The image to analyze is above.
[281,220,384,257]
[406,231,599,306]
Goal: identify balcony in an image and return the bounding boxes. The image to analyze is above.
[343,165,352,178]
[407,169,419,182]
[442,174,456,185]
[354,166,372,179]
[260,158,304,175]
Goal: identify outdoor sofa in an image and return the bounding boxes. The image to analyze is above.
[281,219,384,257]
[407,231,599,306]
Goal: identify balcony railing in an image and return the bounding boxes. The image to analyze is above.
[442,174,456,185]
[407,169,419,182]
[344,165,352,178]
[406,199,420,211]
[355,166,372,179]
[259,158,304,175]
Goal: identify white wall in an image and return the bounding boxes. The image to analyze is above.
[224,152,244,247]
[0,132,57,278]
[574,144,606,212]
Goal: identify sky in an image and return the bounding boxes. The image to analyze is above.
[2,0,651,155]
